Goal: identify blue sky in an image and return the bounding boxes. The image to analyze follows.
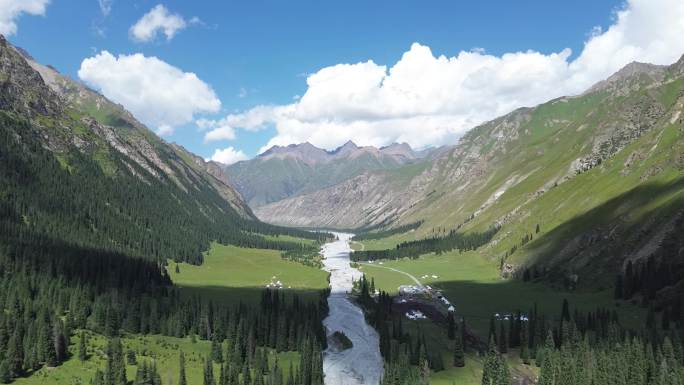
[6,0,684,162]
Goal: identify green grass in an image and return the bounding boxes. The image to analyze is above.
[14,331,299,385]
[359,250,644,337]
[167,243,329,304]
[262,234,317,246]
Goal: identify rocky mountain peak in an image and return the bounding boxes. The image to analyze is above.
[258,142,329,163]
[379,142,415,158]
[0,34,61,117]
[587,60,667,94]
[330,140,360,156]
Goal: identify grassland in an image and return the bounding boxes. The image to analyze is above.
[358,250,643,337]
[167,242,329,304]
[14,331,299,385]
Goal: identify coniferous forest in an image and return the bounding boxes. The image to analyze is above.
[351,227,499,262]
[0,112,331,383]
[0,36,332,384]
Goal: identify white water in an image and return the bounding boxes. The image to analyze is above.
[321,233,383,385]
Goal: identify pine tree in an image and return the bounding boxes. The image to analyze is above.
[105,338,127,385]
[447,313,456,340]
[520,321,530,365]
[561,299,570,322]
[79,331,88,362]
[212,336,224,363]
[179,351,187,385]
[6,327,23,377]
[482,336,499,385]
[453,331,465,367]
[0,360,10,384]
[241,363,251,385]
[204,357,216,385]
[461,318,468,353]
[498,322,508,354]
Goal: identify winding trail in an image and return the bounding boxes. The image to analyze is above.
[357,262,424,289]
[322,233,383,385]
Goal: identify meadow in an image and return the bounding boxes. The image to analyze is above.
[167,243,329,304]
[357,248,644,337]
[14,331,299,385]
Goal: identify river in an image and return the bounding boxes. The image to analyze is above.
[321,233,384,385]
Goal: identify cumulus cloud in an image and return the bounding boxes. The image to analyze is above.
[129,4,186,42]
[78,51,221,136]
[210,147,248,165]
[223,0,684,153]
[0,0,50,36]
[198,118,237,142]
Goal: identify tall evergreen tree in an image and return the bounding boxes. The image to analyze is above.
[105,338,127,385]
[453,331,465,367]
[79,331,88,362]
[204,357,216,385]
[178,351,187,385]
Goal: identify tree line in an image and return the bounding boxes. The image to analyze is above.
[352,221,424,242]
[351,227,499,261]
[88,290,327,385]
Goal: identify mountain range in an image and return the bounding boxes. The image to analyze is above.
[243,55,684,290]
[223,140,441,208]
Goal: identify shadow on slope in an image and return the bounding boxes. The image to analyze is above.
[524,176,684,286]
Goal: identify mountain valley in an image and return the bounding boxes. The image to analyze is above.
[2,3,684,384]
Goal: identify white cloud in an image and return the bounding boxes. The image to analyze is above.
[0,0,50,36]
[78,51,221,136]
[224,0,684,153]
[198,118,237,142]
[129,4,186,42]
[204,127,236,142]
[98,0,113,16]
[210,147,248,165]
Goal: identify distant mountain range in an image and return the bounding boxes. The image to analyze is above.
[251,53,684,291]
[223,140,444,207]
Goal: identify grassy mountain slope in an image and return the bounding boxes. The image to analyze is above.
[261,55,684,291]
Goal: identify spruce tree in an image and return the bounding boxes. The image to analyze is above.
[241,363,251,385]
[204,357,216,385]
[453,331,465,367]
[447,313,456,340]
[178,351,187,385]
[212,336,224,363]
[520,321,530,365]
[498,322,508,354]
[6,328,23,377]
[105,338,127,385]
[79,331,88,362]
[0,360,10,384]
[461,318,468,353]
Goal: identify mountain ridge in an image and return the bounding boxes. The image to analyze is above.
[0,34,325,266]
[224,139,438,207]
